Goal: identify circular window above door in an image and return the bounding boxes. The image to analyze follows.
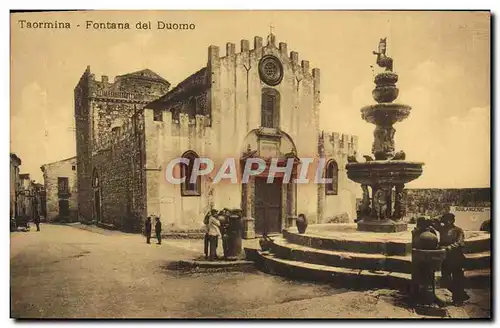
[259,55,284,86]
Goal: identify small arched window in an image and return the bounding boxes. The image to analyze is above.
[325,160,338,195]
[92,168,99,189]
[261,88,280,128]
[180,151,201,196]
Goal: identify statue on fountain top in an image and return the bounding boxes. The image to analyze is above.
[373,38,394,72]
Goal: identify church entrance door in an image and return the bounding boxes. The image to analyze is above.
[254,177,282,235]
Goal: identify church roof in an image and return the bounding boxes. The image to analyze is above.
[116,69,170,85]
[146,67,209,110]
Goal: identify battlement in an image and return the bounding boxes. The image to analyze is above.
[77,66,170,103]
[321,131,358,157]
[208,34,319,77]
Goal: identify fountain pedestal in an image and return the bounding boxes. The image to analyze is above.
[346,39,424,233]
[347,160,423,232]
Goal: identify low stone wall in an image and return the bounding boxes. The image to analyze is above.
[403,188,490,218]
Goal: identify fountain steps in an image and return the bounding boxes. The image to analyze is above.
[283,229,490,255]
[250,250,490,291]
[271,237,490,273]
[282,229,410,256]
[244,226,491,290]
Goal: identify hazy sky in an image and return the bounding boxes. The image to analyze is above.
[11,11,490,187]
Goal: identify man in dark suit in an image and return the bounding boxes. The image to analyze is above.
[155,217,162,245]
[145,216,152,244]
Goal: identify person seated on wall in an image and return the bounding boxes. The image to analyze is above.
[436,213,470,305]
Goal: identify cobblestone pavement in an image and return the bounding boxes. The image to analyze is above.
[10,224,491,319]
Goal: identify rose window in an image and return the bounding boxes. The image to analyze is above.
[259,55,284,86]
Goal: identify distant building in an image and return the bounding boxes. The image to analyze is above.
[40,157,78,222]
[32,182,46,220]
[10,153,21,219]
[74,34,359,236]
[17,173,33,219]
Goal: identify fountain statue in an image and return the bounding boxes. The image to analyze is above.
[346,38,424,233]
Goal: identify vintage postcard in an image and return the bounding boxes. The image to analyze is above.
[10,10,491,319]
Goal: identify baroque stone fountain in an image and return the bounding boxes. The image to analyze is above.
[346,38,424,233]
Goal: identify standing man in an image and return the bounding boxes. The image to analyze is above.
[203,211,211,259]
[438,213,470,305]
[32,196,40,231]
[145,216,152,244]
[208,210,221,261]
[155,216,162,245]
[33,212,40,232]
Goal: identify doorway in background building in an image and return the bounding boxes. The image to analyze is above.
[254,177,282,235]
[94,190,101,223]
[59,199,69,218]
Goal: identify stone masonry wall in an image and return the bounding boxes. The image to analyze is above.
[92,124,146,232]
[75,67,93,223]
[403,188,491,218]
[75,66,169,225]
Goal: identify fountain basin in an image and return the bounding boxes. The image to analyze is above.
[375,72,399,85]
[346,160,424,185]
[361,103,411,125]
[372,85,399,103]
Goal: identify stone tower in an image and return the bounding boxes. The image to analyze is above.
[74,66,170,223]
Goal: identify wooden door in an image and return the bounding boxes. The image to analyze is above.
[254,177,282,235]
[59,199,69,218]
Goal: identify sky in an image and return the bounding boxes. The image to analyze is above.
[10,10,490,188]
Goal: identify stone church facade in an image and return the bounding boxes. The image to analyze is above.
[75,34,358,236]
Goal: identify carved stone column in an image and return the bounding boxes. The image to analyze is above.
[242,178,255,239]
[393,183,405,220]
[360,184,371,217]
[286,181,297,228]
[370,185,378,219]
[372,125,396,160]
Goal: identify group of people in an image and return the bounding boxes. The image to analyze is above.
[415,212,470,305]
[203,208,234,261]
[144,216,162,245]
[435,213,470,305]
[10,206,41,232]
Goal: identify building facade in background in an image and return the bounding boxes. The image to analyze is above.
[75,34,358,236]
[17,173,33,219]
[40,157,78,222]
[10,153,22,219]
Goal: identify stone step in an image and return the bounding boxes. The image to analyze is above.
[283,229,410,256]
[283,229,490,255]
[463,251,491,270]
[272,237,412,273]
[271,238,490,273]
[253,250,490,290]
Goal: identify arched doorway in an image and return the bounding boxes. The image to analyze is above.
[240,129,299,236]
[92,169,101,223]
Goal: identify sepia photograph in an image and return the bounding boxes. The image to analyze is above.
[9,9,491,319]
